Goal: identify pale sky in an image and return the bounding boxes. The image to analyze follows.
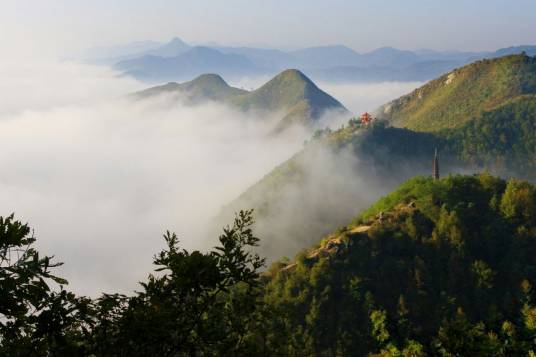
[1,0,536,59]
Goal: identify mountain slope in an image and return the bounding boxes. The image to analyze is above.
[377,54,536,131]
[442,94,536,173]
[218,87,536,257]
[134,73,247,103]
[260,174,536,355]
[232,69,347,129]
[216,122,448,258]
[135,69,348,129]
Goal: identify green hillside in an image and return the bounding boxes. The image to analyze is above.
[377,54,536,131]
[134,69,348,129]
[232,69,347,129]
[7,175,536,355]
[220,55,536,255]
[443,94,536,174]
[133,73,247,103]
[261,174,536,355]
[219,90,536,257]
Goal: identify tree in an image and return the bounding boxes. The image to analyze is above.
[500,179,536,225]
[0,214,92,355]
[88,209,265,356]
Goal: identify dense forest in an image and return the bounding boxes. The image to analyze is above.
[2,174,536,355]
[262,174,536,355]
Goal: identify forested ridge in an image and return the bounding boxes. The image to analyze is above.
[262,174,536,355]
[2,174,536,355]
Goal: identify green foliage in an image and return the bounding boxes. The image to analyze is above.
[370,309,390,346]
[500,178,536,224]
[262,174,536,355]
[0,214,92,355]
[442,95,536,177]
[86,210,265,356]
[1,210,266,356]
[3,175,536,355]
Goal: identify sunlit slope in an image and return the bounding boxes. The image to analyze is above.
[377,54,536,131]
[134,73,247,103]
[135,69,348,129]
[220,94,536,257]
[262,174,536,355]
[232,69,348,129]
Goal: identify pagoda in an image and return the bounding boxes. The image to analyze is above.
[360,112,372,126]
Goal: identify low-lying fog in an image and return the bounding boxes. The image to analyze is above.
[0,60,421,296]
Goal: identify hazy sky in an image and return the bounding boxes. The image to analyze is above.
[2,0,535,58]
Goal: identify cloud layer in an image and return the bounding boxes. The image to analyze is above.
[0,61,420,296]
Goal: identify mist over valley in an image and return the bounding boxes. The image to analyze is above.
[3,3,536,354]
[0,59,422,295]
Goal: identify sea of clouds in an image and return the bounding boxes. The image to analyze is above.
[0,60,420,296]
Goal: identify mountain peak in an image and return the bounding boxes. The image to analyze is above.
[234,69,347,129]
[168,37,187,46]
[273,68,311,83]
[187,73,230,88]
[135,69,347,130]
[142,37,191,58]
[252,69,319,100]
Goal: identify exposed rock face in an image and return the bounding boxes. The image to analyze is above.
[445,72,456,85]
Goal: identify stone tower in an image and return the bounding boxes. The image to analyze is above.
[433,148,439,180]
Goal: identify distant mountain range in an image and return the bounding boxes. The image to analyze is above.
[84,37,536,83]
[135,69,348,131]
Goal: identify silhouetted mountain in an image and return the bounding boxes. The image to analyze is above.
[493,45,536,57]
[358,46,421,68]
[288,45,362,68]
[215,46,292,69]
[115,46,262,83]
[144,37,191,57]
[97,38,536,83]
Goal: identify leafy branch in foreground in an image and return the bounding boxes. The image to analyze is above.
[0,214,92,355]
[1,210,265,356]
[87,209,265,356]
